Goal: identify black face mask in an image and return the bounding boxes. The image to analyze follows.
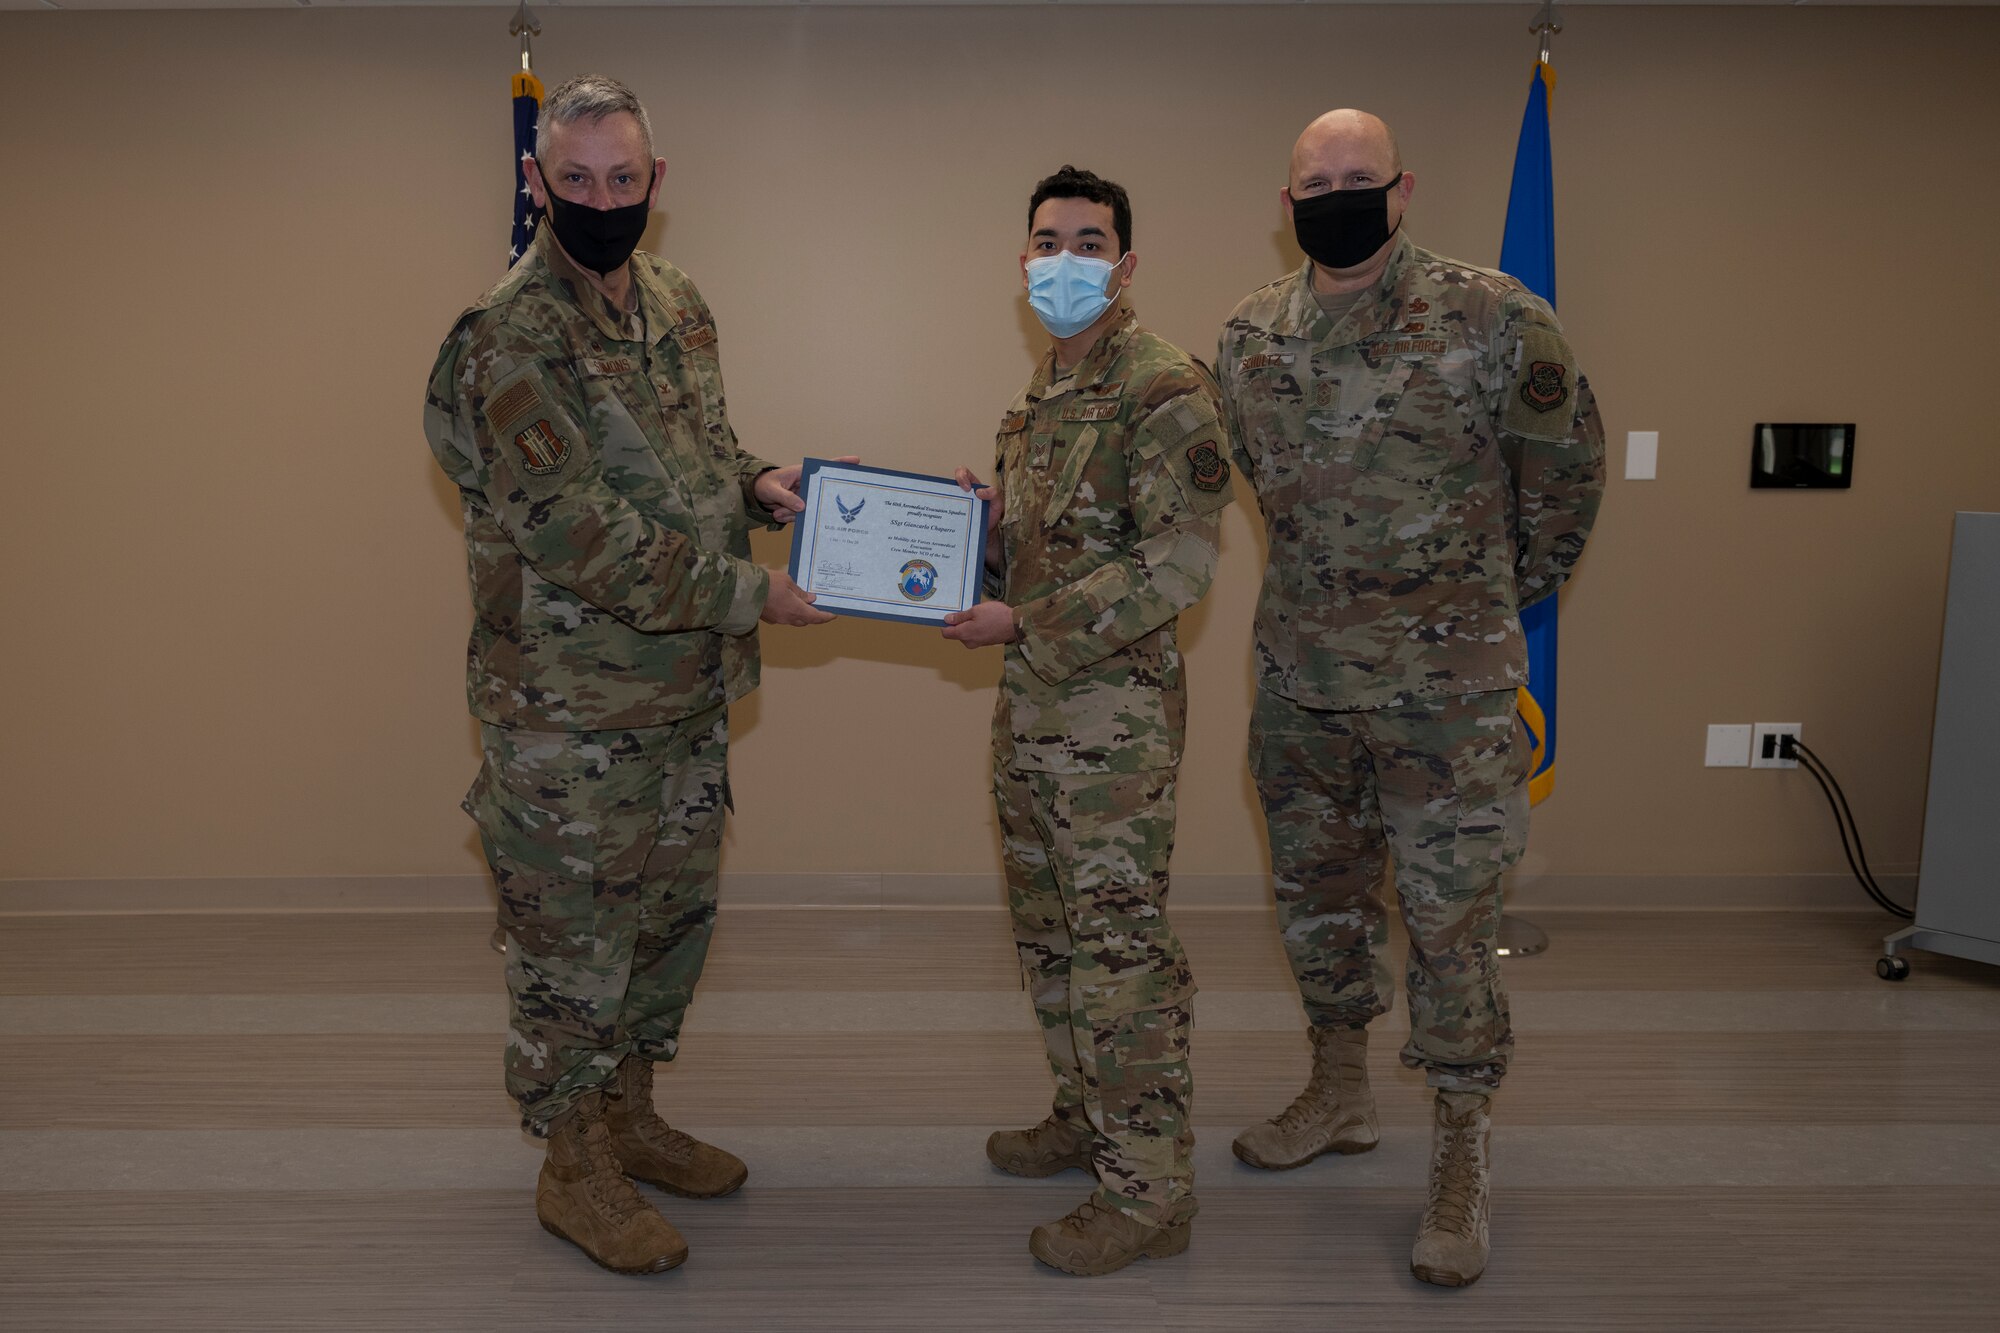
[1290,176,1402,271]
[538,163,654,276]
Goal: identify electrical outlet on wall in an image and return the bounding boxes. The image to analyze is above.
[1752,722,1801,769]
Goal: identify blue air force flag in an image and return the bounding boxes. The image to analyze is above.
[1499,60,1561,806]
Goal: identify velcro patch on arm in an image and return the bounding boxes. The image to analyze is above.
[1168,434,1234,517]
[1503,324,1579,443]
[1185,439,1230,492]
[1138,392,1232,517]
[485,377,544,435]
[1133,392,1216,458]
[481,365,587,502]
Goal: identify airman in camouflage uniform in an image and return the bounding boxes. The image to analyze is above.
[1217,111,1604,1287]
[424,76,832,1275]
[944,167,1232,1277]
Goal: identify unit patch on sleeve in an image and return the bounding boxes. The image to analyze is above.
[512,419,571,476]
[1187,440,1230,492]
[1519,360,1570,414]
[480,364,588,499]
[1502,323,1580,443]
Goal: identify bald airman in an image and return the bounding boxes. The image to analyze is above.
[1216,108,1605,1287]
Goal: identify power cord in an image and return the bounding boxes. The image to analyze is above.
[1783,737,1914,920]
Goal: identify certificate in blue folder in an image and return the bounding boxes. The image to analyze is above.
[786,459,988,626]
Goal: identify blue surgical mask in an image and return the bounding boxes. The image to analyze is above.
[1025,251,1123,338]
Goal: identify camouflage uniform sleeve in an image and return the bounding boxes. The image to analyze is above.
[1489,296,1607,607]
[982,426,1009,601]
[432,315,771,635]
[1014,370,1233,684]
[1215,326,1256,485]
[700,303,786,530]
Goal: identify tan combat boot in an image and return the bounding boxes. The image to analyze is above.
[985,1109,1094,1178]
[1232,1024,1380,1170]
[604,1055,748,1199]
[1027,1195,1192,1276]
[1410,1089,1493,1287]
[536,1091,690,1274]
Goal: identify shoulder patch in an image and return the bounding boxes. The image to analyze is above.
[1134,388,1220,458]
[486,378,543,433]
[1519,360,1569,414]
[511,419,571,476]
[1160,428,1233,519]
[1502,324,1580,443]
[1186,441,1229,492]
[481,364,589,501]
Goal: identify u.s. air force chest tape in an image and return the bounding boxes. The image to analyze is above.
[1137,392,1233,516]
[482,364,588,501]
[1502,324,1578,444]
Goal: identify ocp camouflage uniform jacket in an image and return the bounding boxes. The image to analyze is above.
[992,307,1235,774]
[425,224,782,731]
[1217,235,1605,712]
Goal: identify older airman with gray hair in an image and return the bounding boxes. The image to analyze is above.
[424,73,836,1275]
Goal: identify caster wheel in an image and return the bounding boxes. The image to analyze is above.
[1876,956,1909,982]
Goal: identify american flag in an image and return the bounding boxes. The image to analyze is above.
[509,69,545,265]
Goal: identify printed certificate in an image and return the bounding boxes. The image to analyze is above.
[786,460,988,625]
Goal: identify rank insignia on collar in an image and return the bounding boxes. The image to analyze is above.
[512,419,571,475]
[1520,360,1570,413]
[1187,441,1229,492]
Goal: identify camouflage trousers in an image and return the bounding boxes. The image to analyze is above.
[1250,687,1530,1092]
[996,763,1197,1225]
[466,706,729,1135]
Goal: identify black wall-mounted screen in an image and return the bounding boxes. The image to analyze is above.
[1751,423,1856,489]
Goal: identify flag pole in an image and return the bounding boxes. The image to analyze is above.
[494,0,543,959]
[1532,0,1560,65]
[1498,0,1563,961]
[510,1,540,72]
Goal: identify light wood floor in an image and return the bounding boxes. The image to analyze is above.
[2,905,1995,1331]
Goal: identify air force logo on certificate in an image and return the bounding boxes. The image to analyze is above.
[788,460,987,626]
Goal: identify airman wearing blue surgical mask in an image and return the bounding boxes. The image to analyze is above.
[945,165,1234,1278]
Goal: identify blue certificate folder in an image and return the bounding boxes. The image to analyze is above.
[785,459,989,627]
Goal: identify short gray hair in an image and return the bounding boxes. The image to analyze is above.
[534,75,654,162]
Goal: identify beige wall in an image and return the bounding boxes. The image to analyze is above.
[4,5,1997,887]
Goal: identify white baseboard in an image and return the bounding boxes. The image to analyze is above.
[0,870,1914,915]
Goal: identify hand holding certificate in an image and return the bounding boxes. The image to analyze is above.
[787,460,990,626]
